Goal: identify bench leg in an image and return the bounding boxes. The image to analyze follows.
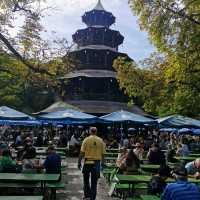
[50,188,56,200]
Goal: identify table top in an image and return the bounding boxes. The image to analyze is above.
[106,148,119,152]
[115,175,200,184]
[104,157,117,160]
[189,153,200,157]
[0,197,43,200]
[140,164,160,169]
[0,173,60,182]
[175,156,197,161]
[104,153,118,156]
[140,195,160,200]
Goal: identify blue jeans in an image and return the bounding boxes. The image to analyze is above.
[82,163,100,200]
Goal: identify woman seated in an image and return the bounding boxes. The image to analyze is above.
[21,147,40,173]
[118,149,140,175]
[133,142,144,160]
[176,143,190,157]
[147,143,166,165]
[166,144,178,163]
[116,147,128,168]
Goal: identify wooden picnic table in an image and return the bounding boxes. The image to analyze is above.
[115,174,200,185]
[140,195,160,200]
[189,153,200,157]
[0,173,59,182]
[104,157,117,161]
[140,164,160,173]
[0,197,43,200]
[175,156,197,161]
[36,150,66,156]
[104,152,118,157]
[106,148,119,153]
[0,173,60,195]
[36,155,66,160]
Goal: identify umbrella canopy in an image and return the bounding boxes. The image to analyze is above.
[0,119,41,126]
[158,115,200,128]
[191,129,200,135]
[159,128,177,133]
[0,106,32,120]
[100,110,156,124]
[38,109,98,123]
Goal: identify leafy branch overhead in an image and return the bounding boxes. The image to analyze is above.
[114,0,200,117]
[0,0,75,79]
[0,0,76,112]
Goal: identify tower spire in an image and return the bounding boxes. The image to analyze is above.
[94,0,105,11]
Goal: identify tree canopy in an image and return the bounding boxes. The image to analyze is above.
[114,0,200,117]
[0,0,75,112]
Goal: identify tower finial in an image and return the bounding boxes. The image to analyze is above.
[94,0,105,10]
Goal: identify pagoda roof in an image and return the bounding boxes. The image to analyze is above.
[70,44,117,52]
[94,0,105,11]
[34,101,82,115]
[65,100,147,115]
[82,1,115,27]
[59,69,116,79]
[69,46,128,56]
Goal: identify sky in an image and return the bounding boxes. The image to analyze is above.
[17,0,155,62]
[40,0,156,62]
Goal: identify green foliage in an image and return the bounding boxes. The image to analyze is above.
[114,0,200,117]
[0,0,75,112]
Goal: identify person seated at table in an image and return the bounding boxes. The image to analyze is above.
[166,144,178,163]
[21,148,41,173]
[43,145,61,175]
[148,166,170,195]
[147,143,166,165]
[133,142,144,160]
[161,165,200,200]
[0,150,17,173]
[58,132,68,147]
[185,158,200,179]
[116,147,128,168]
[176,143,190,157]
[119,149,140,175]
[35,133,44,147]
[109,139,119,149]
[15,132,23,147]
[69,134,80,156]
[17,137,36,160]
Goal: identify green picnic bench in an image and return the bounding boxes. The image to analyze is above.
[0,173,60,199]
[140,195,160,200]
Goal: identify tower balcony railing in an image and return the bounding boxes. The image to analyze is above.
[65,92,128,102]
[77,63,114,70]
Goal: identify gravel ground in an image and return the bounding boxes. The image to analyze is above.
[57,157,119,200]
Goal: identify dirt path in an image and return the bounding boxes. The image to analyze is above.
[58,157,118,200]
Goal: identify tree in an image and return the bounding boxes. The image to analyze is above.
[113,55,174,116]
[0,0,76,111]
[115,0,200,117]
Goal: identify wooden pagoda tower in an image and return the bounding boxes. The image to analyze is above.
[60,0,144,116]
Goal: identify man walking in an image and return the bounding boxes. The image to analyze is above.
[78,127,106,200]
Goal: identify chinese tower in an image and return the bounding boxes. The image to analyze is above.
[61,0,144,115]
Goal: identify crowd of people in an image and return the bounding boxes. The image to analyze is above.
[0,136,61,175]
[110,131,200,199]
[0,125,200,199]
